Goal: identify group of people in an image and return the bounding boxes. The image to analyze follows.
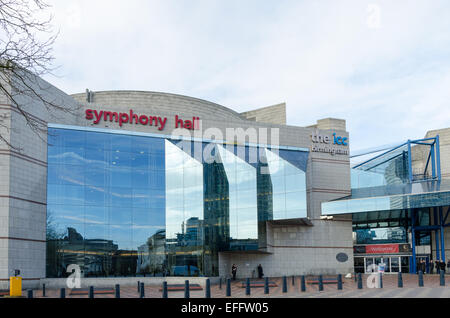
[417,259,450,274]
[230,264,264,280]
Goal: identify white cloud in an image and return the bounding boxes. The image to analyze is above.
[44,0,450,151]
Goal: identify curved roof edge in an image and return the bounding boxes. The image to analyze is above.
[71,90,245,121]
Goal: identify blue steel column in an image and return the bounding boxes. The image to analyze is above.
[411,209,417,274]
[431,143,436,179]
[407,140,413,183]
[434,207,440,261]
[439,207,446,261]
[436,135,441,180]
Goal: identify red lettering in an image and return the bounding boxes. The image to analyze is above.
[104,111,118,122]
[130,109,138,124]
[184,120,192,130]
[149,116,158,126]
[175,115,184,128]
[139,115,148,125]
[86,109,93,120]
[119,113,129,126]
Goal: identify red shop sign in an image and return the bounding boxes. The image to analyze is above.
[365,244,399,254]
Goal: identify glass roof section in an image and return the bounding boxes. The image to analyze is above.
[322,179,450,215]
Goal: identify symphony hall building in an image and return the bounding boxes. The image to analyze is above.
[0,74,449,288]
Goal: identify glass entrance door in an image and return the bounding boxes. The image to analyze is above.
[391,257,400,272]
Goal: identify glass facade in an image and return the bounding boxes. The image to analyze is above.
[46,127,309,278]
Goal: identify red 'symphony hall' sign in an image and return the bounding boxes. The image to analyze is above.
[85,109,200,131]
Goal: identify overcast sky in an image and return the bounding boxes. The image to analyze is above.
[44,0,450,152]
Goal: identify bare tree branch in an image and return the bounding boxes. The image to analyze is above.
[0,0,78,149]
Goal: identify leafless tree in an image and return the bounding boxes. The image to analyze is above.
[0,0,78,148]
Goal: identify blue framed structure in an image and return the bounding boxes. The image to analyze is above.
[323,136,449,273]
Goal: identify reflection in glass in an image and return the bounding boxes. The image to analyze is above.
[46,127,309,278]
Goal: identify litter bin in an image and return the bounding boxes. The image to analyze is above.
[10,276,22,297]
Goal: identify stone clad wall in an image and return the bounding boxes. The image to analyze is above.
[0,73,79,289]
[240,103,287,125]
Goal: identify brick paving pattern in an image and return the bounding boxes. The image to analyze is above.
[7,274,450,298]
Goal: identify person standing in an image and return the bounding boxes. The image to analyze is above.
[231,264,237,280]
[440,260,446,273]
[429,259,434,274]
[257,264,264,279]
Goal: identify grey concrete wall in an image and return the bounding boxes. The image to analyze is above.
[240,103,287,125]
[0,71,79,289]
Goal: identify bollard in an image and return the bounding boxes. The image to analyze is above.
[42,284,46,297]
[137,281,140,293]
[89,286,94,298]
[418,271,424,287]
[205,279,211,298]
[115,284,120,298]
[60,288,65,298]
[162,281,168,298]
[226,278,231,297]
[27,289,33,298]
[246,278,251,296]
[440,269,445,286]
[398,272,403,288]
[282,276,287,293]
[264,277,269,294]
[337,274,343,290]
[379,273,383,289]
[318,275,324,292]
[300,275,306,292]
[184,280,190,299]
[357,273,363,289]
[219,277,222,290]
[140,282,145,298]
[292,276,295,286]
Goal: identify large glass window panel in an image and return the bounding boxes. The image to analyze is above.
[84,186,108,207]
[109,206,133,225]
[133,208,165,226]
[132,170,151,188]
[285,173,307,192]
[286,191,307,214]
[217,144,257,240]
[109,167,132,188]
[48,184,85,206]
[265,149,307,219]
[84,167,108,187]
[110,135,132,153]
[109,225,133,247]
[84,206,108,225]
[84,224,108,240]
[109,187,133,207]
[132,188,151,209]
[165,140,203,244]
[132,225,163,247]
[47,205,84,225]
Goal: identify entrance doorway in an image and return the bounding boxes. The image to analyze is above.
[354,256,408,274]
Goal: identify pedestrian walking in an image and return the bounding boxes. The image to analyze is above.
[257,264,264,279]
[231,264,237,280]
[440,260,446,273]
[421,259,426,274]
[429,259,434,274]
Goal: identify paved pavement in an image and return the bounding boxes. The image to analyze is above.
[6,274,450,298]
